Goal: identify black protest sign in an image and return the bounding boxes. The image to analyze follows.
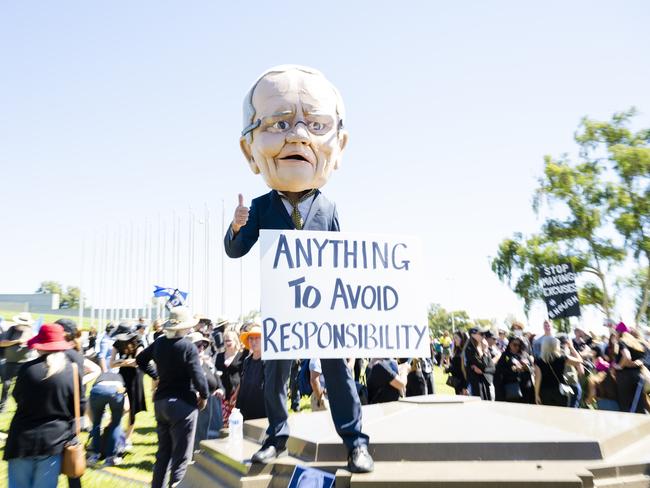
[539,263,581,319]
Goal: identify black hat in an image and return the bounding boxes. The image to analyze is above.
[468,326,489,336]
[112,323,136,342]
[55,318,77,336]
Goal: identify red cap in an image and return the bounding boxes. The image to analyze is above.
[27,324,72,351]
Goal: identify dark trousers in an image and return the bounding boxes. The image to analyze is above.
[264,358,369,452]
[194,396,222,450]
[540,388,570,407]
[153,398,198,488]
[288,360,301,410]
[1,362,21,407]
[89,384,125,457]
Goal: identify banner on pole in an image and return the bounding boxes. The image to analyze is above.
[153,286,189,310]
[259,230,429,360]
[539,263,581,319]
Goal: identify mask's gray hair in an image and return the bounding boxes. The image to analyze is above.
[241,65,346,143]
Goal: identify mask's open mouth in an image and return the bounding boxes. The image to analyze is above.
[279,154,310,163]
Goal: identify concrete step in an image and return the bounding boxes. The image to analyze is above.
[595,474,650,488]
[191,450,274,488]
[179,460,230,488]
[348,461,587,488]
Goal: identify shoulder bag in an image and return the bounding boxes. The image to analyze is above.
[548,359,573,398]
[61,362,86,478]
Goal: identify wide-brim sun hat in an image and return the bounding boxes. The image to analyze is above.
[163,306,199,331]
[187,331,210,346]
[112,322,137,342]
[240,324,262,349]
[27,323,72,351]
[620,332,645,353]
[13,312,34,326]
[215,319,230,330]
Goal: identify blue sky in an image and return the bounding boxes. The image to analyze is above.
[1,1,649,331]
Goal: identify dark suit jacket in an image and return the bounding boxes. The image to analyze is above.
[224,189,339,258]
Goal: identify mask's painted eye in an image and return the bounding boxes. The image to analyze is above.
[308,121,324,132]
[272,120,290,131]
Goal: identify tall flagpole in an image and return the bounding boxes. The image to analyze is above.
[129,222,135,319]
[78,238,85,327]
[91,231,97,330]
[147,218,153,321]
[188,207,193,309]
[221,199,225,317]
[205,203,210,317]
[111,229,118,322]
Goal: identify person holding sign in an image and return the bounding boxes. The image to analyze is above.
[224,65,373,473]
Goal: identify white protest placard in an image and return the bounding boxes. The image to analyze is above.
[259,230,429,360]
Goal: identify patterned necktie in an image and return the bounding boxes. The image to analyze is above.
[288,190,316,230]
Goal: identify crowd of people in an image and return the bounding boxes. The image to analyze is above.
[1,309,649,488]
[440,320,650,413]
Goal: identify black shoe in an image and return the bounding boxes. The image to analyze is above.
[291,404,301,413]
[347,445,374,473]
[251,445,282,464]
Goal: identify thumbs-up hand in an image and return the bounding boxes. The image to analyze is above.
[232,193,249,234]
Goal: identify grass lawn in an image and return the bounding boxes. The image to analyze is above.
[0,309,95,330]
[0,377,158,487]
[0,356,453,486]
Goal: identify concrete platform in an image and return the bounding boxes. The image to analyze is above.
[179,395,650,488]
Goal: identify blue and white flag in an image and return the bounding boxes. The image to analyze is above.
[153,286,176,298]
[165,289,188,310]
[32,317,44,332]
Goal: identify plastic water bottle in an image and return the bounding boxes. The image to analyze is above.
[229,408,243,442]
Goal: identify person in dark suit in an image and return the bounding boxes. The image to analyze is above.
[224,65,373,474]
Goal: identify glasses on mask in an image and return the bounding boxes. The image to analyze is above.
[242,112,342,138]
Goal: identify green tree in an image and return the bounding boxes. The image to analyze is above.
[35,281,85,309]
[35,280,63,296]
[576,108,650,324]
[492,111,640,322]
[427,303,474,335]
[622,269,650,325]
[61,286,82,309]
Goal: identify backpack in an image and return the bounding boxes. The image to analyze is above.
[297,359,312,397]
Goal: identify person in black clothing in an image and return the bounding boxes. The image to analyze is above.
[463,327,495,400]
[446,331,468,395]
[534,336,583,407]
[187,332,225,449]
[111,324,146,447]
[136,307,209,488]
[615,332,648,413]
[405,359,428,397]
[5,324,80,488]
[494,336,533,403]
[367,358,409,404]
[214,328,244,425]
[236,325,266,420]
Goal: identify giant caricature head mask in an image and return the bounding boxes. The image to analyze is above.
[240,65,348,192]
